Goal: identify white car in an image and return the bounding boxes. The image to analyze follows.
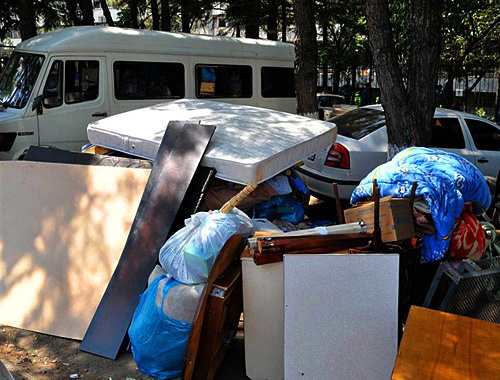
[297,105,500,201]
[317,93,356,120]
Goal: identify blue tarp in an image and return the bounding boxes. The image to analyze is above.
[351,147,491,262]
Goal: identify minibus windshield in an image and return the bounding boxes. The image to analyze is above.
[0,52,45,109]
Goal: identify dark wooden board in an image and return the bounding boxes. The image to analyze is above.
[24,145,153,168]
[80,122,216,359]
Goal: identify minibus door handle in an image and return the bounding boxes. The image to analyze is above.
[92,112,108,117]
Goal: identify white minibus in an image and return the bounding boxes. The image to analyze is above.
[0,26,295,159]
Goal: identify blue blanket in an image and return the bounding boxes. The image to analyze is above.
[351,147,491,262]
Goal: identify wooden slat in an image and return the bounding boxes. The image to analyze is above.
[257,233,372,254]
[333,183,345,224]
[391,306,500,380]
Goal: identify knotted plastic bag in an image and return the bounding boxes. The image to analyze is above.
[128,275,192,380]
[159,208,254,284]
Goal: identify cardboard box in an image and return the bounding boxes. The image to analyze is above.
[344,196,415,242]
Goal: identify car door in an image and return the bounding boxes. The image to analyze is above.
[430,116,476,165]
[36,56,108,151]
[463,117,500,177]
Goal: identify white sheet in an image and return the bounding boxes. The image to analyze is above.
[87,99,337,184]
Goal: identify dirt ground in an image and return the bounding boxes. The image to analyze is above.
[0,199,336,380]
[0,322,247,380]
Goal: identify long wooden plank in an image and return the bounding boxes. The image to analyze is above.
[0,162,150,339]
[80,122,216,359]
[391,306,500,380]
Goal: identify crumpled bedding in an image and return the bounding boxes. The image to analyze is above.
[351,147,491,262]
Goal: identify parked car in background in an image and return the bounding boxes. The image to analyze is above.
[297,105,500,201]
[317,93,356,120]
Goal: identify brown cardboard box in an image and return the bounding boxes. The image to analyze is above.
[344,196,415,242]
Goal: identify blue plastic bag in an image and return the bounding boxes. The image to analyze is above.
[128,275,192,380]
[253,194,305,224]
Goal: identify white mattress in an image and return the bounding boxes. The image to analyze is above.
[87,99,337,184]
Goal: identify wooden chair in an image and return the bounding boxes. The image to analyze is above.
[183,235,246,380]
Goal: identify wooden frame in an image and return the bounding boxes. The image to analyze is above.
[183,235,246,380]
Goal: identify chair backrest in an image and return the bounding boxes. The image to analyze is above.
[183,234,246,380]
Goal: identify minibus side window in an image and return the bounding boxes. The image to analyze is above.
[261,67,295,98]
[42,61,64,108]
[65,60,99,104]
[195,64,252,98]
[114,61,185,100]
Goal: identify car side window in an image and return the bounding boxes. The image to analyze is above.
[114,61,185,100]
[42,60,63,108]
[64,60,99,104]
[431,117,465,149]
[465,119,500,152]
[195,64,252,98]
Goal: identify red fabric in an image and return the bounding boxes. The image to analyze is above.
[447,203,486,261]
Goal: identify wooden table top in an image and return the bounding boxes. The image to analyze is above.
[391,306,500,380]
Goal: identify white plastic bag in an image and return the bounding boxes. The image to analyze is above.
[159,208,254,284]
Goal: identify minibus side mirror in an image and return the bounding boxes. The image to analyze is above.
[32,95,44,115]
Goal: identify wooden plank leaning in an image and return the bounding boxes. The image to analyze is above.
[80,121,216,359]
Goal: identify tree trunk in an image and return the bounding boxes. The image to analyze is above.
[151,0,160,30]
[245,0,260,39]
[267,0,278,40]
[160,0,171,31]
[78,0,95,25]
[333,69,340,93]
[100,0,115,26]
[129,0,139,28]
[366,0,442,158]
[321,21,328,89]
[181,0,191,33]
[236,25,241,37]
[292,0,318,117]
[496,69,500,123]
[67,0,81,26]
[281,0,287,42]
[406,0,442,146]
[18,0,37,40]
[351,66,356,104]
[440,68,455,108]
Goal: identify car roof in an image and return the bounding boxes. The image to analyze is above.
[362,104,487,120]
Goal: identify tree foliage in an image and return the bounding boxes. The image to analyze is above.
[316,0,366,93]
[439,0,500,107]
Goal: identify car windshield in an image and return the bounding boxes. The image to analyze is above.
[318,95,344,107]
[330,107,385,140]
[0,52,45,109]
